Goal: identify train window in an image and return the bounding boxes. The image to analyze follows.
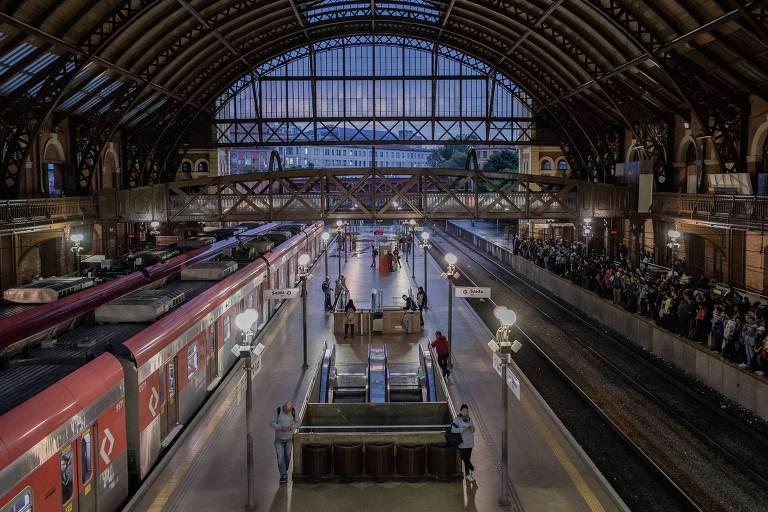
[187,345,199,378]
[168,362,176,399]
[60,446,74,505]
[223,316,231,341]
[0,487,33,512]
[81,430,93,484]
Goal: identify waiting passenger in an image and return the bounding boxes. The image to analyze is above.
[270,401,299,484]
[451,404,476,482]
[322,276,333,311]
[344,299,357,338]
[334,275,347,308]
[417,286,427,327]
[417,286,428,310]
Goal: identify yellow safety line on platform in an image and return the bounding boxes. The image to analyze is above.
[521,393,607,512]
[146,375,243,512]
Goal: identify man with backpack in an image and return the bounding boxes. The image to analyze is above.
[270,401,299,483]
[371,244,378,269]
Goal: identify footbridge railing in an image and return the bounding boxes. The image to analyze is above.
[98,168,634,222]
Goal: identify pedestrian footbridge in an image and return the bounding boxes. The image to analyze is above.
[98,168,634,222]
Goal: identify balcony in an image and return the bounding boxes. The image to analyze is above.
[652,193,768,228]
[0,197,98,234]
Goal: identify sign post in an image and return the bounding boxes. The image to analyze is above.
[264,288,301,300]
[454,286,492,298]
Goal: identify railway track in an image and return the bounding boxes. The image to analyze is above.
[429,230,768,511]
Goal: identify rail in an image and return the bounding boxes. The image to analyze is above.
[652,192,768,228]
[0,197,97,233]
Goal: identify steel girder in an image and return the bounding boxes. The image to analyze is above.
[131,167,632,223]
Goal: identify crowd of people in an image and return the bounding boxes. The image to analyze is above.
[511,235,768,376]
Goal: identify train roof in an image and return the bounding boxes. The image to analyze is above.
[123,257,270,368]
[3,276,95,304]
[0,354,123,467]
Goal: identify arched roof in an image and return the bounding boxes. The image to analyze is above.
[1,1,766,187]
[1,1,766,125]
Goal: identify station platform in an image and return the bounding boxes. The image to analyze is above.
[125,231,626,512]
[446,220,768,421]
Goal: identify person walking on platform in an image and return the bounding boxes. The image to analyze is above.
[371,244,378,268]
[430,330,450,379]
[321,276,333,311]
[334,275,347,309]
[451,404,476,481]
[417,286,427,327]
[392,247,400,270]
[270,401,299,484]
[344,299,357,338]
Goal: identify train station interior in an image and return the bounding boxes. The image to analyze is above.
[1,2,768,511]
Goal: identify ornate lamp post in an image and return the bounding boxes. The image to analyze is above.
[420,231,431,295]
[492,306,520,507]
[335,220,344,277]
[234,308,259,511]
[298,253,312,370]
[409,219,417,279]
[441,252,459,358]
[321,231,330,279]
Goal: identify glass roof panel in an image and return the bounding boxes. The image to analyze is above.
[0,51,59,95]
[302,0,446,24]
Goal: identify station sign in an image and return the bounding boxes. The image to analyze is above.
[264,288,300,300]
[505,367,521,401]
[491,352,521,401]
[454,286,491,298]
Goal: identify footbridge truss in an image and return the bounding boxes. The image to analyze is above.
[99,168,634,223]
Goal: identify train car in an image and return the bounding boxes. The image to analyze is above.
[119,221,324,483]
[0,221,325,510]
[0,223,281,356]
[0,354,128,512]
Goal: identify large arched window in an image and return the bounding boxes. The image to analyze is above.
[215,36,535,147]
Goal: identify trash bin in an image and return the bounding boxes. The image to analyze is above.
[365,442,395,478]
[396,444,426,478]
[428,444,457,479]
[302,444,332,478]
[334,443,364,478]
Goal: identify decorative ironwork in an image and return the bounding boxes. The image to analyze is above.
[115,167,631,222]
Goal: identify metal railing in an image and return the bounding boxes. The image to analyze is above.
[0,197,97,233]
[652,193,768,227]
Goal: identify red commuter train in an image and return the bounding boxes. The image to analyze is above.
[0,221,324,512]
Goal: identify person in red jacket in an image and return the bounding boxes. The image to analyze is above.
[430,330,451,379]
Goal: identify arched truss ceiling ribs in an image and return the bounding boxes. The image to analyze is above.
[0,0,766,190]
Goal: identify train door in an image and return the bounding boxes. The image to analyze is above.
[60,444,76,512]
[206,325,218,385]
[59,427,94,512]
[159,358,179,439]
[75,428,95,512]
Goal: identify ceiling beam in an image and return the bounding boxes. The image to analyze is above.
[0,10,203,109]
[176,0,258,73]
[558,0,768,101]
